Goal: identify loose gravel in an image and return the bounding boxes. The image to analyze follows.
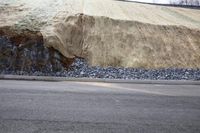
[1,58,200,80]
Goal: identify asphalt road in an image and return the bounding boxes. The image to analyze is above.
[0,80,200,133]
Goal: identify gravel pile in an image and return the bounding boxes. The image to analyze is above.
[1,58,200,80]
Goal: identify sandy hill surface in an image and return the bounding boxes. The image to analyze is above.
[0,0,200,68]
[84,0,200,29]
[1,0,200,29]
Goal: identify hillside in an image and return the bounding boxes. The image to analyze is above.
[0,0,200,68]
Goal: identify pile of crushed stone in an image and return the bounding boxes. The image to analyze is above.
[1,58,200,80]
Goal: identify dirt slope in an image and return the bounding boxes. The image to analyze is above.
[1,0,200,68]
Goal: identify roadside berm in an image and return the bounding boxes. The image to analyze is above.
[1,0,200,70]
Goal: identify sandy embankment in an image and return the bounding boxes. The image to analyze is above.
[1,0,200,69]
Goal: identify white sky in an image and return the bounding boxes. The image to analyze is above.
[128,0,171,4]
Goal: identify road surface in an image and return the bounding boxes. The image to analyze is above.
[0,80,200,133]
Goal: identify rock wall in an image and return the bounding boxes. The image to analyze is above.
[0,28,74,72]
[43,14,200,69]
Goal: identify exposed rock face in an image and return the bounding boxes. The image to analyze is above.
[1,0,200,69]
[0,34,74,72]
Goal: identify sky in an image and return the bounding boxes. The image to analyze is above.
[128,0,171,4]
